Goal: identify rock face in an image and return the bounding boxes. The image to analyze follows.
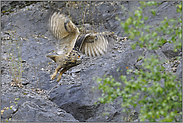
[161,43,182,59]
[1,88,78,122]
[12,101,78,122]
[1,1,182,122]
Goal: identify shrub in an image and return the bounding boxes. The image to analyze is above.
[3,30,23,88]
[95,1,182,122]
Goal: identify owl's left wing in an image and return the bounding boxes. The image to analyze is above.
[75,33,108,57]
[48,10,80,55]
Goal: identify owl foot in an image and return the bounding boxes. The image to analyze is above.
[51,73,57,80]
[56,67,72,82]
[57,70,63,82]
[57,76,62,82]
[50,65,62,80]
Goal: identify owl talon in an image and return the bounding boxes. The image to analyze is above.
[57,72,62,82]
[50,65,62,80]
[51,73,57,80]
[57,77,61,82]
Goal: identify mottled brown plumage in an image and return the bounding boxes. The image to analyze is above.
[46,50,82,82]
[46,10,109,82]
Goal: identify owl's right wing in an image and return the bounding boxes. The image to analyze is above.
[48,11,80,55]
[75,33,108,57]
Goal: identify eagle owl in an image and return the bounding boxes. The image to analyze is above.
[46,10,112,82]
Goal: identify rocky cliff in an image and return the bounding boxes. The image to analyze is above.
[1,1,182,122]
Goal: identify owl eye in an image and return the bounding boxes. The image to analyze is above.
[78,55,80,58]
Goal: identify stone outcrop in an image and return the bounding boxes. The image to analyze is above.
[1,1,181,122]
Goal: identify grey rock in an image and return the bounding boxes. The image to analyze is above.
[134,49,172,72]
[161,43,182,59]
[49,84,95,122]
[1,107,16,120]
[12,101,78,122]
[1,1,181,122]
[176,60,182,80]
[1,76,78,122]
[110,47,144,82]
[86,104,117,122]
[134,59,143,70]
[96,2,108,13]
[71,68,81,73]
[21,78,30,85]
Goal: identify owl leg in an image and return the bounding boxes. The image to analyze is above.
[51,65,62,80]
[57,67,72,82]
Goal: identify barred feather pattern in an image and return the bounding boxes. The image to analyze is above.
[46,10,111,82]
[79,33,108,57]
[48,10,108,57]
[48,11,80,55]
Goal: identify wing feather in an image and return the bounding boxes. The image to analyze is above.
[85,42,88,56]
[92,45,100,56]
[48,11,80,55]
[90,44,96,57]
[78,33,108,57]
[88,44,92,57]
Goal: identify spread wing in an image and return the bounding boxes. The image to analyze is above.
[48,11,80,55]
[75,33,108,57]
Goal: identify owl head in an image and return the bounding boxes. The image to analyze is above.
[68,50,83,65]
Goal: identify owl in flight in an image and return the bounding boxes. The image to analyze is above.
[46,10,117,82]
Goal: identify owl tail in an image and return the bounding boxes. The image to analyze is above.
[46,55,58,63]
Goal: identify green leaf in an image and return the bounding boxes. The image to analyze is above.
[126,17,132,25]
[131,43,136,50]
[150,9,157,16]
[144,16,148,21]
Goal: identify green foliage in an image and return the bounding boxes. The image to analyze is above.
[97,55,182,121]
[96,75,123,103]
[118,1,182,51]
[96,1,182,122]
